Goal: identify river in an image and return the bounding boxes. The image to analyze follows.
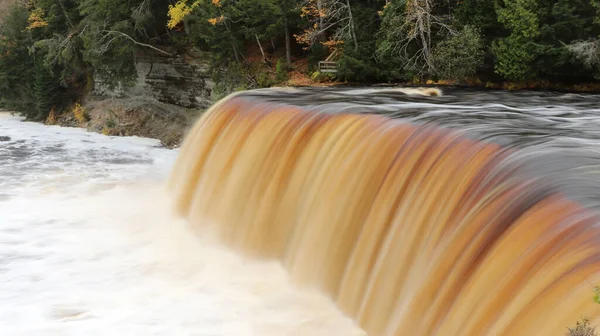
[1,87,600,335]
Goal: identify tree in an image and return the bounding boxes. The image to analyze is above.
[561,0,600,79]
[0,0,28,29]
[432,25,484,80]
[33,53,60,120]
[169,0,245,63]
[279,0,301,67]
[376,0,454,76]
[492,0,540,81]
[295,0,358,52]
[568,39,600,69]
[77,0,174,88]
[0,5,36,116]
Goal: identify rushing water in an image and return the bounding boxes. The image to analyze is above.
[170,87,600,336]
[2,87,600,335]
[243,87,600,210]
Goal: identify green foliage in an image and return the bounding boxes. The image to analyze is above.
[256,72,274,88]
[453,0,500,38]
[33,55,60,120]
[535,0,600,81]
[375,0,409,73]
[275,58,289,82]
[337,49,381,82]
[432,26,485,80]
[335,2,383,82]
[183,0,285,66]
[492,36,535,81]
[78,0,141,89]
[310,70,336,83]
[209,62,251,101]
[493,0,540,81]
[0,5,36,116]
[0,0,178,118]
[593,285,600,303]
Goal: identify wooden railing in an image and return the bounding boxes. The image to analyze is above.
[318,61,338,73]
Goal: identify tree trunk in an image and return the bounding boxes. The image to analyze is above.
[223,19,240,63]
[183,20,191,36]
[284,15,292,68]
[345,0,358,51]
[317,0,324,42]
[231,41,240,63]
[255,34,267,63]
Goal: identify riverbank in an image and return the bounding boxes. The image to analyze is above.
[295,78,600,94]
[47,96,203,149]
[280,62,600,93]
[419,78,600,93]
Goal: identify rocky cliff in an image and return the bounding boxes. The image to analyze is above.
[94,50,213,109]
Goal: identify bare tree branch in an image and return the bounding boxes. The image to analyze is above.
[101,30,173,56]
[298,0,358,51]
[378,0,455,75]
[568,39,600,68]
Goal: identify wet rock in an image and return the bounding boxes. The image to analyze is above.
[0,136,11,142]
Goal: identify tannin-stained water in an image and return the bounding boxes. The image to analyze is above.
[169,87,600,336]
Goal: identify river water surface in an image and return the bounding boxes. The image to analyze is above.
[1,87,600,335]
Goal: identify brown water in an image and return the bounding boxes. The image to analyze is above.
[169,87,600,336]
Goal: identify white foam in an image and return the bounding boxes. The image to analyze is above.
[0,114,363,335]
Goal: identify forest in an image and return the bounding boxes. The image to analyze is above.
[1,0,600,120]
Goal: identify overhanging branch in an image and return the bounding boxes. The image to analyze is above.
[102,30,173,56]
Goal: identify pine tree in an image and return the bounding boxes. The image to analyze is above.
[33,56,59,120]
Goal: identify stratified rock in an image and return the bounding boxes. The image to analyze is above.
[94,49,213,109]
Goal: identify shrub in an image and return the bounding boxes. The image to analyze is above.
[566,318,598,336]
[256,72,274,88]
[73,103,89,125]
[310,70,336,83]
[432,25,485,81]
[45,108,57,125]
[210,62,250,102]
[275,58,289,82]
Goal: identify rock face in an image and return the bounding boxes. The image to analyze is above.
[94,50,213,109]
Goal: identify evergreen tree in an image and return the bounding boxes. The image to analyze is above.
[33,54,60,120]
[432,25,485,80]
[493,0,541,81]
[0,5,36,115]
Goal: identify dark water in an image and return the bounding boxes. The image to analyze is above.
[238,87,600,210]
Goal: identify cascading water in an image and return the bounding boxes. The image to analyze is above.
[3,87,600,335]
[169,88,600,336]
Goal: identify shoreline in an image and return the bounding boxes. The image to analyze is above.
[47,96,202,149]
[282,79,600,94]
